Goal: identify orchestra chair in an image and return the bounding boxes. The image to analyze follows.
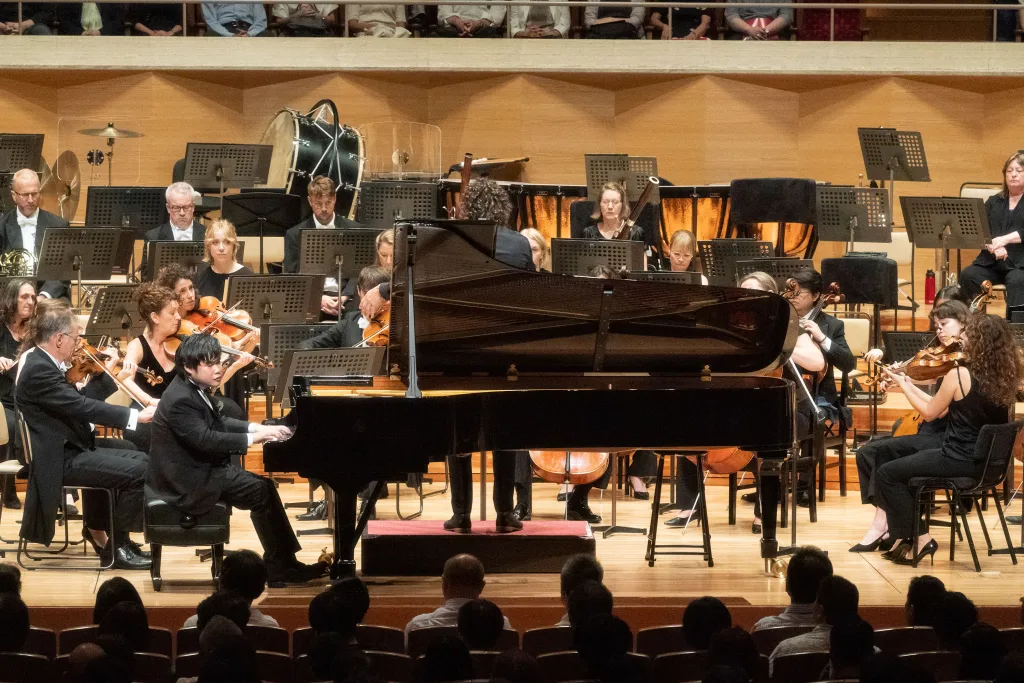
[59,625,173,658]
[635,625,688,657]
[779,422,825,525]
[646,452,713,567]
[872,627,937,656]
[0,403,23,548]
[407,626,518,657]
[750,626,814,656]
[771,651,831,683]
[908,420,1022,572]
[0,652,49,683]
[897,652,961,683]
[818,311,863,500]
[21,628,56,661]
[522,626,575,656]
[143,497,230,591]
[651,650,710,683]
[364,651,413,683]
[15,412,116,571]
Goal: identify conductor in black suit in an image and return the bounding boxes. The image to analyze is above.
[146,333,327,585]
[16,298,155,570]
[1,168,69,299]
[283,175,367,318]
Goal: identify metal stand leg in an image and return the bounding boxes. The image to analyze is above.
[595,452,645,538]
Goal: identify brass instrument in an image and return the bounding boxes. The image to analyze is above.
[0,249,35,277]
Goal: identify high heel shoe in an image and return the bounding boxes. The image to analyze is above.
[81,527,104,555]
[849,533,889,553]
[881,539,911,561]
[665,510,701,527]
[892,539,939,566]
[879,535,898,552]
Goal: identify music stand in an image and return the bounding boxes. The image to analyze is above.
[226,274,324,326]
[274,347,386,406]
[697,239,774,286]
[182,142,273,209]
[900,196,990,286]
[736,258,813,289]
[858,127,931,233]
[584,154,660,205]
[882,331,936,364]
[85,186,168,233]
[260,322,334,419]
[816,186,891,252]
[628,271,703,285]
[356,181,439,229]
[36,228,128,309]
[550,238,644,276]
[85,285,145,338]
[221,191,301,274]
[0,134,43,213]
[299,229,381,320]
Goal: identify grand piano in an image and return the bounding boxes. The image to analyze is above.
[264,220,800,578]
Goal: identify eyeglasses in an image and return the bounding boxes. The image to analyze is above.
[59,331,81,342]
[669,251,693,260]
[167,204,194,213]
[13,191,39,199]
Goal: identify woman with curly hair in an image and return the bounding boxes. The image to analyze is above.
[874,313,1022,565]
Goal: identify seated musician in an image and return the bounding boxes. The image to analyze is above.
[581,182,645,242]
[0,279,35,509]
[298,266,391,350]
[16,298,155,570]
[1,168,69,300]
[521,228,550,272]
[145,182,205,245]
[195,219,254,300]
[0,2,53,34]
[509,0,569,38]
[852,300,969,553]
[346,4,410,37]
[666,229,708,284]
[376,228,394,269]
[283,176,369,318]
[146,333,327,584]
[874,313,1021,565]
[959,152,1024,318]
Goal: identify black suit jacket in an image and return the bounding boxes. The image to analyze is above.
[56,2,126,34]
[15,348,132,544]
[0,208,70,299]
[810,311,857,407]
[146,374,250,515]
[143,220,206,245]
[282,214,367,274]
[298,309,363,350]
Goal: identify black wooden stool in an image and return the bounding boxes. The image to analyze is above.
[645,452,712,567]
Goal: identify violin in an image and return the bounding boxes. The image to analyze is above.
[358,302,390,348]
[187,296,259,343]
[65,339,164,388]
[164,319,274,369]
[969,280,994,313]
[529,450,611,485]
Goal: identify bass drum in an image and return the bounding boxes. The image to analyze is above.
[260,106,365,219]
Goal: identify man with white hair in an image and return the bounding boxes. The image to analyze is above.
[0,168,70,299]
[145,182,206,244]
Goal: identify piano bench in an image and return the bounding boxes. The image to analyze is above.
[144,500,231,592]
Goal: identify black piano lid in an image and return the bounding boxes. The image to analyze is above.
[389,221,798,378]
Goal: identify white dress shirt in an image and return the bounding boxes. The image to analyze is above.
[404,597,512,643]
[171,221,194,242]
[16,209,37,254]
[314,216,340,294]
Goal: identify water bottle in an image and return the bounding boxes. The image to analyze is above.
[925,269,936,305]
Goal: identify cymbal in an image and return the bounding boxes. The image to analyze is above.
[77,123,143,139]
[42,150,80,220]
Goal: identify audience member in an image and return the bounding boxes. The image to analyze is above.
[602,651,654,683]
[198,615,245,656]
[68,642,107,682]
[56,2,127,35]
[201,2,267,36]
[905,575,945,628]
[508,0,568,37]
[558,555,604,621]
[752,546,832,631]
[271,2,337,35]
[770,575,859,674]
[0,562,21,595]
[98,600,149,653]
[491,650,545,683]
[406,554,510,639]
[91,634,135,677]
[346,4,409,36]
[129,4,182,35]
[725,0,792,39]
[708,628,760,680]
[309,632,347,681]
[436,3,504,37]
[934,591,978,650]
[332,647,380,683]
[0,3,53,33]
[185,550,277,628]
[575,614,633,678]
[416,634,473,683]
[650,5,711,39]
[958,623,1006,681]
[93,577,143,624]
[682,596,732,650]
[457,598,506,650]
[584,0,644,38]
[703,665,751,683]
[80,654,132,683]
[828,617,874,679]
[568,579,614,629]
[196,591,251,632]
[996,653,1024,683]
[196,637,259,683]
[0,593,29,652]
[861,652,936,683]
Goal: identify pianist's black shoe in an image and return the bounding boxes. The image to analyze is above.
[512,503,531,522]
[267,559,328,586]
[796,489,812,508]
[297,500,326,521]
[741,492,757,504]
[495,511,523,533]
[126,537,152,560]
[102,540,151,571]
[444,513,472,533]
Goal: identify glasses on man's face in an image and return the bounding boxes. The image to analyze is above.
[13,191,39,199]
[60,331,82,343]
[167,204,194,214]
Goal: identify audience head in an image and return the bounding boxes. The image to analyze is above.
[491,650,544,683]
[964,313,1023,407]
[457,598,505,650]
[92,634,134,675]
[958,622,1006,681]
[417,634,472,683]
[0,593,29,652]
[786,546,833,605]
[198,615,245,657]
[357,265,391,298]
[829,617,875,677]
[441,553,486,601]
[567,579,614,629]
[739,270,779,294]
[0,279,35,326]
[905,575,945,628]
[461,178,513,228]
[560,553,604,605]
[68,642,106,682]
[98,600,149,652]
[196,590,251,632]
[197,637,259,683]
[934,591,979,650]
[310,632,346,680]
[375,228,394,269]
[668,229,700,273]
[574,613,633,675]
[682,596,732,650]
[0,562,21,595]
[205,218,240,264]
[521,227,550,271]
[307,175,338,225]
[308,578,370,640]
[219,549,269,604]
[818,575,859,626]
[934,285,968,306]
[93,577,143,625]
[709,627,759,680]
[166,181,197,227]
[592,181,630,222]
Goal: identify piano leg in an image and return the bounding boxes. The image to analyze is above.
[329,481,386,579]
[758,454,784,573]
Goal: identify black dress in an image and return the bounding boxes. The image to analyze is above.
[581,222,645,243]
[0,325,21,478]
[960,194,1024,310]
[137,335,177,399]
[195,263,254,300]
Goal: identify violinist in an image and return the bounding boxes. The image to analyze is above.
[666,229,708,284]
[298,266,390,350]
[0,278,34,509]
[874,313,1022,565]
[376,228,394,269]
[194,219,253,300]
[852,300,969,553]
[580,182,645,242]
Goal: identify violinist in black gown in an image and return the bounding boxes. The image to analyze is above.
[0,278,35,509]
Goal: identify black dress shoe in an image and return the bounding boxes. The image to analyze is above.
[512,503,531,522]
[102,544,152,571]
[126,538,152,560]
[443,514,472,533]
[2,494,20,510]
[751,521,762,534]
[665,511,700,527]
[297,500,326,521]
[632,490,650,501]
[1007,515,1022,525]
[741,492,757,504]
[796,490,812,508]
[556,492,568,502]
[567,505,601,524]
[495,512,523,533]
[64,502,79,516]
[267,560,328,586]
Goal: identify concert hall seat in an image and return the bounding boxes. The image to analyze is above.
[406,625,518,657]
[522,626,575,656]
[0,652,49,683]
[635,625,688,657]
[750,626,814,656]
[59,625,173,658]
[133,652,173,683]
[873,627,938,656]
[897,652,961,683]
[364,650,414,683]
[20,627,56,661]
[143,499,230,591]
[1001,627,1024,654]
[176,651,294,681]
[293,624,405,658]
[537,651,587,683]
[771,651,831,683]
[651,650,710,683]
[469,650,501,678]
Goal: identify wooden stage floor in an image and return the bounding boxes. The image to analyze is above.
[4,474,1023,610]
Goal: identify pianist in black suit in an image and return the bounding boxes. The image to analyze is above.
[1,168,70,300]
[146,333,327,585]
[283,175,368,318]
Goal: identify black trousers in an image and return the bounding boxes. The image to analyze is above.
[585,21,638,38]
[449,450,517,516]
[874,449,981,539]
[856,432,943,505]
[960,261,1024,310]
[676,455,762,517]
[215,466,301,566]
[64,438,147,536]
[514,451,532,510]
[570,451,656,505]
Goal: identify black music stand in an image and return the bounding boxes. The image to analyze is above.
[629,271,703,285]
[0,134,43,213]
[900,196,990,286]
[259,322,334,420]
[882,331,936,364]
[36,228,128,310]
[356,181,439,229]
[698,239,774,286]
[858,127,930,233]
[1010,323,1024,349]
[183,142,273,209]
[550,238,645,276]
[222,191,300,274]
[299,229,381,320]
[145,241,246,281]
[816,186,891,252]
[736,258,813,289]
[85,186,168,233]
[584,154,660,205]
[85,285,145,338]
[226,274,324,326]
[275,348,386,407]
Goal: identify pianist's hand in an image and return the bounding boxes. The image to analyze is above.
[253,424,293,444]
[138,405,157,424]
[360,285,385,320]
